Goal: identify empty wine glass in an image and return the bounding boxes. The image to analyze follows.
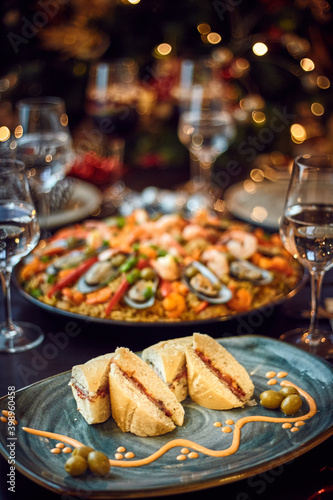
[177,83,236,197]
[0,159,44,353]
[13,97,75,238]
[279,154,333,359]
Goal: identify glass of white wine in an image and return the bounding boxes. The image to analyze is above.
[0,159,44,353]
[279,154,333,359]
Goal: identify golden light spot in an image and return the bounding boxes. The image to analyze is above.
[243,179,256,194]
[290,123,307,143]
[156,43,172,56]
[311,102,324,116]
[60,113,68,127]
[252,42,268,56]
[300,58,315,71]
[234,58,250,71]
[252,110,266,124]
[128,0,141,4]
[0,126,10,142]
[207,32,221,44]
[250,168,265,182]
[239,94,265,112]
[45,154,53,163]
[14,125,23,138]
[317,75,330,89]
[251,206,268,223]
[197,23,211,35]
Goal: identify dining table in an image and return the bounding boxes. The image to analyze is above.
[0,196,332,500]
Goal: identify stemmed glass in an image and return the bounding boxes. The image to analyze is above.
[0,159,44,353]
[177,83,236,199]
[13,97,75,238]
[279,154,333,359]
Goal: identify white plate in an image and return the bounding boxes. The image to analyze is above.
[38,179,103,229]
[224,180,289,229]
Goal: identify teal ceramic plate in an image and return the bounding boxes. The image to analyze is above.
[0,336,332,498]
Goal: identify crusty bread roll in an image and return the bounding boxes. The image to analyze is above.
[141,336,193,402]
[185,333,254,410]
[69,353,114,425]
[109,347,185,437]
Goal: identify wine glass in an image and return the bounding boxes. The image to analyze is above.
[279,154,333,359]
[13,97,75,238]
[0,159,44,353]
[177,83,236,198]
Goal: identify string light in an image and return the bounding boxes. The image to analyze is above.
[252,42,268,56]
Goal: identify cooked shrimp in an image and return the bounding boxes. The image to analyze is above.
[162,292,186,319]
[182,224,212,241]
[154,214,187,234]
[224,230,257,260]
[201,248,229,280]
[151,254,181,281]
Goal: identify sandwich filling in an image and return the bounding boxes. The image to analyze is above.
[169,366,187,390]
[70,378,108,402]
[112,362,172,418]
[195,349,246,401]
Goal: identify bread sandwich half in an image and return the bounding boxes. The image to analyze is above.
[109,347,185,437]
[185,333,254,410]
[69,353,114,424]
[141,336,193,402]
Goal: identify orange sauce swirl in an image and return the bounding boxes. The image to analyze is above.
[22,381,317,468]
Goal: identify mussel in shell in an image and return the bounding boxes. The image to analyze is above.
[229,260,273,285]
[124,269,158,309]
[77,261,119,293]
[183,261,232,304]
[47,250,88,275]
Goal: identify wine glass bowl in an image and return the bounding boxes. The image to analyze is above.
[0,159,44,353]
[13,97,75,236]
[279,154,333,359]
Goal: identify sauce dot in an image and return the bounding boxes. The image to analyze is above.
[117,446,126,453]
[295,421,305,427]
[125,452,135,459]
[181,448,189,454]
[176,455,187,461]
[188,452,199,459]
[225,419,234,425]
[290,427,299,433]
[282,423,292,429]
[115,453,124,460]
[213,421,222,427]
[56,442,65,449]
[221,426,232,433]
[51,448,61,454]
[13,420,18,426]
[267,379,277,386]
[0,416,7,423]
[62,447,72,454]
[277,371,288,378]
[265,371,276,378]
[1,410,9,417]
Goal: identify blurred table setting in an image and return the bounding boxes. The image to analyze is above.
[1,1,333,498]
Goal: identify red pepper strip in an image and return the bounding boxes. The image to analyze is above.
[194,301,209,314]
[136,258,150,270]
[47,256,98,298]
[160,279,173,298]
[105,278,130,315]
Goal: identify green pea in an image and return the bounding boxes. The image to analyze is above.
[260,390,284,409]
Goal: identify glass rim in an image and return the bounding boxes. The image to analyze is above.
[294,154,333,168]
[16,96,65,110]
[0,158,26,175]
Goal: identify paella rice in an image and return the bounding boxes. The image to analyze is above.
[18,209,303,323]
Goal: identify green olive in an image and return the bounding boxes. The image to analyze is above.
[260,390,285,409]
[87,451,110,476]
[185,266,199,279]
[65,455,88,476]
[279,386,299,398]
[110,253,126,267]
[280,394,302,415]
[72,445,94,458]
[140,267,155,280]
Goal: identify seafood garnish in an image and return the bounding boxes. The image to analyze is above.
[77,261,119,294]
[183,261,232,304]
[124,276,158,309]
[230,260,273,285]
[47,250,88,275]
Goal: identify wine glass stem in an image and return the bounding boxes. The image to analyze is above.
[308,270,325,344]
[39,192,51,240]
[0,269,20,338]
